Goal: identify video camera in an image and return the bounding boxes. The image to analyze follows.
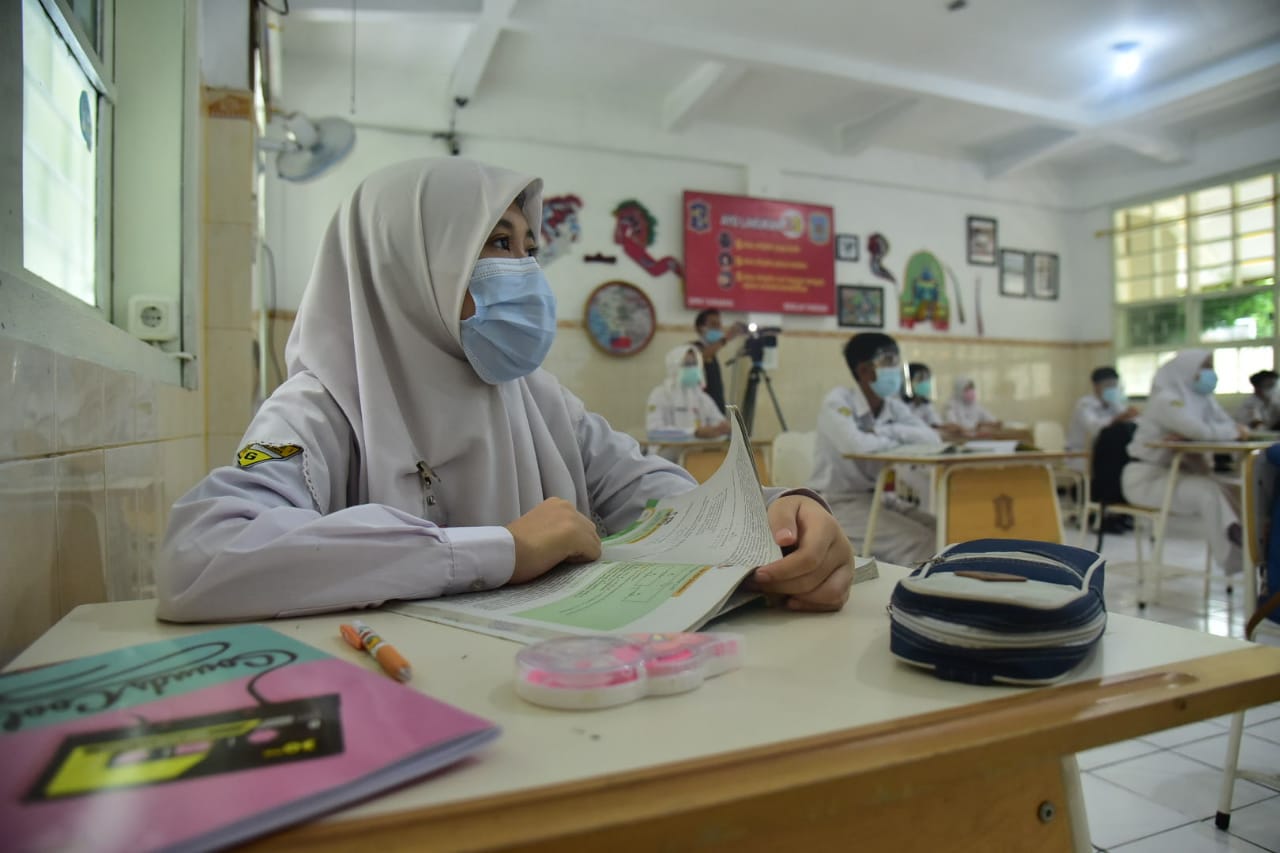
[741,323,782,365]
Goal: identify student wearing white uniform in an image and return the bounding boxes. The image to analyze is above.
[157,159,854,622]
[1237,369,1279,429]
[1066,366,1139,471]
[904,363,942,427]
[1121,349,1249,573]
[645,345,728,462]
[809,333,942,566]
[944,376,1002,433]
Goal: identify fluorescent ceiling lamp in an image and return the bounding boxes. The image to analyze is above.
[1112,41,1141,78]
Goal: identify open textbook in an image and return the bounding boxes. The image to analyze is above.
[391,407,877,643]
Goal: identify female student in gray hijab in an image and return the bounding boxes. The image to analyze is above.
[157,158,854,622]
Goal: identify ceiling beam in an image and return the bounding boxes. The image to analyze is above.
[831,97,918,157]
[662,61,745,132]
[983,128,1082,179]
[449,0,517,103]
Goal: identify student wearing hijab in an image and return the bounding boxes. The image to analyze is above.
[1122,349,1250,573]
[944,376,1002,433]
[809,333,942,566]
[157,159,853,622]
[646,344,729,458]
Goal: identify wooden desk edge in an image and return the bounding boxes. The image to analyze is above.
[251,645,1280,852]
[844,451,1086,465]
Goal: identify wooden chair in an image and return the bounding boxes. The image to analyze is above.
[937,463,1064,548]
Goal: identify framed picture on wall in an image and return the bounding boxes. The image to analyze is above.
[837,284,884,328]
[967,216,998,266]
[999,249,1028,298]
[835,233,860,262]
[1031,252,1059,300]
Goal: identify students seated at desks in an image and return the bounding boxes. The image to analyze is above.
[645,344,729,460]
[691,309,747,415]
[944,376,1003,433]
[156,158,854,622]
[904,362,964,438]
[1066,366,1139,468]
[809,333,941,566]
[1237,369,1280,429]
[1122,349,1249,574]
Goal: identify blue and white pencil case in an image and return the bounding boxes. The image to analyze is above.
[888,539,1107,686]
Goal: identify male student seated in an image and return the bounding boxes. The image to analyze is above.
[1067,366,1139,466]
[808,333,941,566]
[1238,369,1280,430]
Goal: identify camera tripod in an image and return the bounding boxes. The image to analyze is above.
[740,361,788,435]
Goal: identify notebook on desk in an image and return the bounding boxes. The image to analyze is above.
[0,625,499,853]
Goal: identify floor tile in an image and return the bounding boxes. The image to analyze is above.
[1247,719,1280,746]
[1093,751,1275,820]
[1078,739,1161,771]
[1174,734,1280,774]
[1221,797,1280,852]
[1082,773,1195,849]
[1112,818,1272,852]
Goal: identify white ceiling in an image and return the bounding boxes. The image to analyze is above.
[280,0,1280,181]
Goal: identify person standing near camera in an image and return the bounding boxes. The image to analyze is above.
[692,308,746,414]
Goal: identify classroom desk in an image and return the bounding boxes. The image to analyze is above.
[644,437,774,485]
[845,449,1089,558]
[1144,440,1272,605]
[953,426,1034,444]
[10,566,1279,853]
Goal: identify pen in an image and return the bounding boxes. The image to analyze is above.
[340,619,412,682]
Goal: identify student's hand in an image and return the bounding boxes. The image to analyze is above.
[754,495,855,612]
[1119,406,1140,420]
[505,498,602,584]
[1237,423,1252,440]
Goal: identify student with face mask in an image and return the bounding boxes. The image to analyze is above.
[944,376,1002,433]
[1066,366,1139,465]
[809,333,942,566]
[1238,369,1280,429]
[1122,349,1250,574]
[646,344,729,460]
[157,159,854,621]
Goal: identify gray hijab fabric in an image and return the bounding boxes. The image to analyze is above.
[266,157,590,525]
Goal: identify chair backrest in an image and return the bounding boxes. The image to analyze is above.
[1090,420,1137,505]
[939,463,1064,545]
[1032,420,1066,452]
[770,431,817,488]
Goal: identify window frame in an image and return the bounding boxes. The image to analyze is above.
[3,0,196,388]
[1112,166,1280,398]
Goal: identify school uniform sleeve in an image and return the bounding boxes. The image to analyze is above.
[157,376,515,623]
[942,399,963,426]
[1075,396,1114,438]
[1144,391,1239,442]
[696,391,727,426]
[883,399,944,445]
[645,386,670,434]
[816,390,899,454]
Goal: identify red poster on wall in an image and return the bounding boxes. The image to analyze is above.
[683,191,835,315]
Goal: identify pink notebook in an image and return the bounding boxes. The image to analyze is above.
[0,625,499,852]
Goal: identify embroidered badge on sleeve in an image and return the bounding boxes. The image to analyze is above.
[237,443,303,468]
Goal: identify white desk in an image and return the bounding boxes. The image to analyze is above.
[9,565,1279,852]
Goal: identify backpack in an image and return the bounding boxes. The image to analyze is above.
[1090,420,1136,506]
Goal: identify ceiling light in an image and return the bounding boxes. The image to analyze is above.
[1112,41,1141,78]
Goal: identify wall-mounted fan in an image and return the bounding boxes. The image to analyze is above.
[258,112,355,182]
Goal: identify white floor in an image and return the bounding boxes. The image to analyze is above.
[1078,523,1280,852]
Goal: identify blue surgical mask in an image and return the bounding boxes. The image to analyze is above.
[679,366,702,388]
[913,379,932,399]
[870,366,903,399]
[1192,368,1218,396]
[460,257,557,384]
[1101,385,1126,407]
[703,328,724,344]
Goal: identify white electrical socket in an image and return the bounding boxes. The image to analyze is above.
[128,295,180,342]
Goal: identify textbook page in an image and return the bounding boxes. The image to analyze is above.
[390,408,786,644]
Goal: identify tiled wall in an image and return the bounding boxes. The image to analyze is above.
[0,339,206,664]
[0,86,257,666]
[264,312,1113,443]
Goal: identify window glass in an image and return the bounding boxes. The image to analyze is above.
[22,0,98,305]
[1124,303,1187,348]
[1201,289,1275,343]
